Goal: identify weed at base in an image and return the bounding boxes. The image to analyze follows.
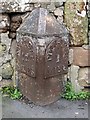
[61,81,90,100]
[0,86,22,100]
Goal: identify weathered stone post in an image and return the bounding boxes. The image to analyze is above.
[16,8,69,105]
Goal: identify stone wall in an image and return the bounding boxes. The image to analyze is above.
[65,0,90,92]
[0,0,90,92]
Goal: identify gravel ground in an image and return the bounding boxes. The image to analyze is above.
[1,96,89,118]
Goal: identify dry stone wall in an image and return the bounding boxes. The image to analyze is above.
[0,0,90,92]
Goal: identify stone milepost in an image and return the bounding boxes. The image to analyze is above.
[16,8,69,106]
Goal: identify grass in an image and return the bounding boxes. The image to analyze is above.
[62,81,90,100]
[0,82,90,101]
[0,86,22,100]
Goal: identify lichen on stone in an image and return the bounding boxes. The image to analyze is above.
[2,62,13,79]
[64,0,88,46]
[0,43,6,56]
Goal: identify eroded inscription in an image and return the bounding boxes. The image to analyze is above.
[16,37,36,77]
[45,37,69,78]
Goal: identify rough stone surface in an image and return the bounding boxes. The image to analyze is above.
[17,8,68,36]
[64,0,88,45]
[88,1,90,17]
[0,80,13,88]
[63,74,68,82]
[2,62,13,79]
[11,15,22,23]
[67,67,70,79]
[78,67,90,86]
[0,14,10,33]
[11,58,15,68]
[40,3,47,8]
[0,1,30,12]
[21,12,30,22]
[47,3,56,12]
[57,16,63,23]
[54,2,63,7]
[54,8,63,16]
[1,32,12,52]
[2,53,12,64]
[89,32,90,44]
[69,48,73,64]
[8,32,16,39]
[0,0,51,12]
[78,68,89,81]
[10,15,22,32]
[0,65,2,74]
[82,45,90,50]
[10,40,16,57]
[0,76,2,81]
[0,43,6,56]
[9,15,22,35]
[69,65,83,92]
[0,57,3,66]
[0,51,12,67]
[34,3,41,8]
[78,79,90,87]
[73,47,90,67]
[10,58,16,87]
